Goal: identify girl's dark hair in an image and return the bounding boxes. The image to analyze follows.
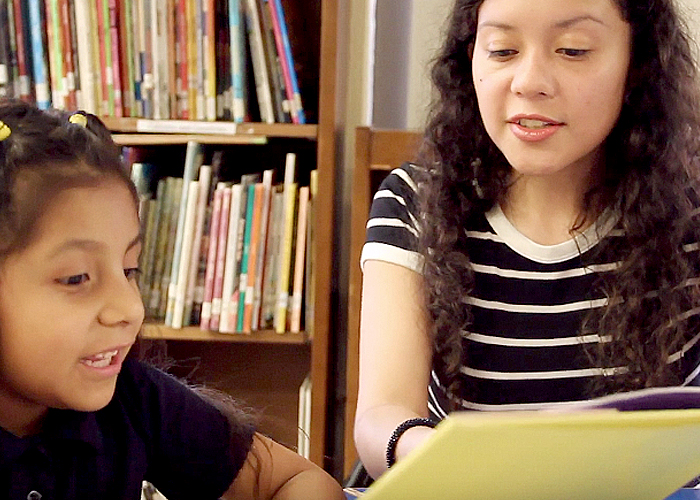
[419,0,700,402]
[0,98,136,260]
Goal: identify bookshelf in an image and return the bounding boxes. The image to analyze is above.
[116,0,338,470]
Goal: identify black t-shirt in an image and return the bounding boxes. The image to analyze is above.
[1,358,255,500]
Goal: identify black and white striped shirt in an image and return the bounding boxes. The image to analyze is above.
[362,164,700,418]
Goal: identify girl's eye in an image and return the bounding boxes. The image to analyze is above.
[124,267,142,281]
[557,48,589,58]
[58,273,90,286]
[488,49,517,59]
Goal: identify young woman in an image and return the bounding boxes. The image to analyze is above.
[355,0,700,479]
[0,99,343,500]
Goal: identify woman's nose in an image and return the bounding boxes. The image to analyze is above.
[510,51,556,99]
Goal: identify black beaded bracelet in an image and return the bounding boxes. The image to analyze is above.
[386,417,437,468]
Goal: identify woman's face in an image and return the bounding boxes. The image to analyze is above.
[472,0,631,181]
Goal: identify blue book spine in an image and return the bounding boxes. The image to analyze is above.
[228,0,245,123]
[270,0,305,124]
[27,0,50,109]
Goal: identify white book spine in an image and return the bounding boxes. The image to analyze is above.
[219,184,244,333]
[183,165,212,325]
[172,181,200,328]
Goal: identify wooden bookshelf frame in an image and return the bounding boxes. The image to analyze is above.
[344,126,423,477]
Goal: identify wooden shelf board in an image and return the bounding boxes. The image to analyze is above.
[141,323,309,345]
[103,117,318,140]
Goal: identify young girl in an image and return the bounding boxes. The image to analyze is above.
[0,99,343,500]
[355,0,700,480]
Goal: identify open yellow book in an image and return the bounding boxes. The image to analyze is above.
[362,387,700,500]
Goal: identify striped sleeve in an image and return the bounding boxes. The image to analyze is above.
[361,164,424,274]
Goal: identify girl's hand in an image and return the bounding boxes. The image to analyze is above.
[224,433,344,500]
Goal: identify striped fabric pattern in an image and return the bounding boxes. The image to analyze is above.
[361,164,700,418]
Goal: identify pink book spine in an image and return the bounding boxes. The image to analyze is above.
[209,186,232,331]
[199,185,224,330]
[108,0,123,116]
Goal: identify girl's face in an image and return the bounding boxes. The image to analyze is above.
[0,180,144,435]
[472,0,631,180]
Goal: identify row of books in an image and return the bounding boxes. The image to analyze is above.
[0,0,306,123]
[132,142,315,335]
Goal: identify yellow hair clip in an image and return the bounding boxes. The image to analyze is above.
[0,120,11,141]
[68,113,88,127]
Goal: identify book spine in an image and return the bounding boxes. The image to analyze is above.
[268,0,305,123]
[0,0,10,99]
[219,183,244,333]
[209,185,232,331]
[251,169,274,330]
[289,185,309,333]
[66,0,82,109]
[194,0,205,119]
[200,184,224,330]
[108,0,122,116]
[11,0,32,102]
[131,0,144,116]
[235,182,257,332]
[140,178,166,311]
[183,164,211,326]
[27,0,50,108]
[140,0,153,118]
[44,0,64,108]
[261,187,282,329]
[257,0,287,122]
[244,0,275,123]
[227,0,245,122]
[274,152,297,333]
[156,177,183,320]
[171,180,200,329]
[94,0,109,114]
[165,140,201,326]
[59,0,76,109]
[167,0,177,118]
[304,169,317,336]
[242,182,266,332]
[185,0,197,119]
[203,0,216,120]
[174,0,188,119]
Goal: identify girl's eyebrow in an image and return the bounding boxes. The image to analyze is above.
[478,15,607,31]
[49,233,142,258]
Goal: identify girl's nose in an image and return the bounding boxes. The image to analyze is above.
[510,51,556,99]
[97,272,145,328]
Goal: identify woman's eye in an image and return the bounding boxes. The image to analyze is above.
[58,274,90,286]
[124,267,142,281]
[557,48,589,57]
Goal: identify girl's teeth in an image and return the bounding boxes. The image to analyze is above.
[82,350,118,367]
[519,119,549,129]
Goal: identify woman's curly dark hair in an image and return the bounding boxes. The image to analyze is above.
[418,0,700,402]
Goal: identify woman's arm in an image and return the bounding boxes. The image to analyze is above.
[223,433,344,500]
[354,260,436,479]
